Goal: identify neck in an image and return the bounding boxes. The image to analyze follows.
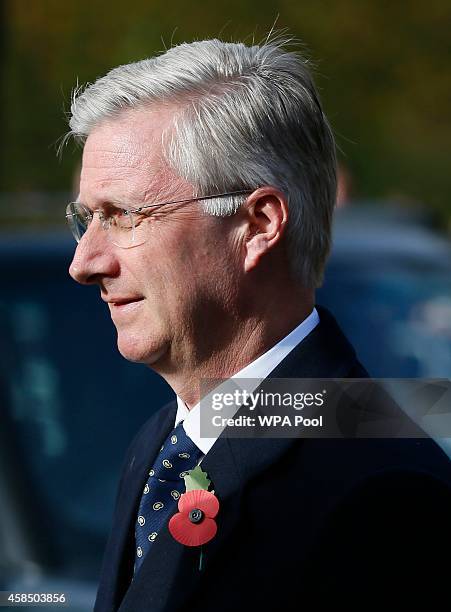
[152,286,314,408]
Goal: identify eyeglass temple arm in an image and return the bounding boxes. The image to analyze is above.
[131,190,253,213]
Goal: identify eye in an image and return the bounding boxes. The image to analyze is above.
[102,207,123,223]
[108,207,134,231]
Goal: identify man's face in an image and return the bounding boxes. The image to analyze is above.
[69,107,243,369]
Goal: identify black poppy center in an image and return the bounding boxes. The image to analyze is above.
[188,508,204,524]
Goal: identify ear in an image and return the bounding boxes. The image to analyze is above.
[242,187,289,273]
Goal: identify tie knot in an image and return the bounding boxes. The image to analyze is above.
[150,422,202,482]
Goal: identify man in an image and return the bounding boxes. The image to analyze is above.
[65,39,451,610]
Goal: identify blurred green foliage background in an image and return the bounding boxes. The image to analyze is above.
[1,0,450,228]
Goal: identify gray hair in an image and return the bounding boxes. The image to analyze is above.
[67,38,336,288]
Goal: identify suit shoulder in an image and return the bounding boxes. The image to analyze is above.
[116,400,177,483]
[126,400,176,455]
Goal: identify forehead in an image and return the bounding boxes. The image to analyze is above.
[80,106,177,205]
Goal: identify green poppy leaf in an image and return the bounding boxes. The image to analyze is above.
[184,465,211,492]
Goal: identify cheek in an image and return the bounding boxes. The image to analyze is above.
[192,222,242,268]
[131,248,196,313]
[193,241,242,306]
[134,220,241,303]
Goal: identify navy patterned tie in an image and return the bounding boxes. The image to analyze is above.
[134,421,203,574]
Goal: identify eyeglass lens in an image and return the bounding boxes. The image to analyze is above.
[66,202,147,248]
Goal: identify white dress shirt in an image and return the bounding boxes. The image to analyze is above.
[175,307,320,455]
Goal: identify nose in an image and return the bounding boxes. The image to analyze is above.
[69,223,119,285]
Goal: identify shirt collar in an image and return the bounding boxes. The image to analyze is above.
[176,307,320,454]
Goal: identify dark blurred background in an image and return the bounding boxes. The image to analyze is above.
[0,1,450,610]
[1,0,451,229]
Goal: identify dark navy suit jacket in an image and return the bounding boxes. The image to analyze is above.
[94,307,451,610]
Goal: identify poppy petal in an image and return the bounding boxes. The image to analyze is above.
[178,489,220,518]
[169,513,217,546]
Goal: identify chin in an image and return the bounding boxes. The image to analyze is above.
[116,330,168,365]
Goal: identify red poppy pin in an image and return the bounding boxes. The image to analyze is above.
[169,466,219,569]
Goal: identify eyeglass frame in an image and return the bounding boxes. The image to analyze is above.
[65,189,253,247]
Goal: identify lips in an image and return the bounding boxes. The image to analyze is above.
[103,297,145,316]
[110,297,144,306]
[103,296,144,306]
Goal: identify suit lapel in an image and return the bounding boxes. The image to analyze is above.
[118,306,366,611]
[118,432,243,611]
[103,404,176,611]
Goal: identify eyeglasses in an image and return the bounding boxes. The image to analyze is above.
[65,190,252,249]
